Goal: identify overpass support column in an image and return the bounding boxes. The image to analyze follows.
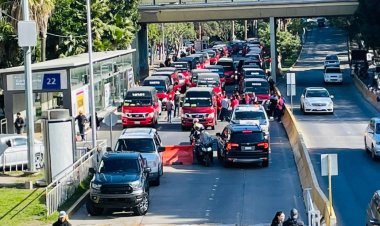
[270,17,277,83]
[138,23,149,81]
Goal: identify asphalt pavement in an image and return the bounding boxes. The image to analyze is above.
[277,26,380,226]
[70,101,306,225]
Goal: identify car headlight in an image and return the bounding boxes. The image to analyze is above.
[304,100,311,107]
[123,113,131,117]
[148,160,157,168]
[91,183,102,190]
[208,113,215,118]
[147,112,154,118]
[129,180,143,189]
[328,102,333,107]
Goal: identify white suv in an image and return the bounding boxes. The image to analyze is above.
[230,104,270,137]
[364,118,380,160]
[114,128,164,186]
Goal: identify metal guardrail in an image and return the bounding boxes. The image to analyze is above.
[304,188,321,226]
[140,0,358,6]
[45,140,106,216]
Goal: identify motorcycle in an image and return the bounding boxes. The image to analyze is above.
[193,130,215,167]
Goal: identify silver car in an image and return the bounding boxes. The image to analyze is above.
[364,118,380,160]
[0,134,44,169]
[366,190,380,226]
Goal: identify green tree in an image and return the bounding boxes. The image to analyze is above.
[165,23,196,55]
[0,19,22,68]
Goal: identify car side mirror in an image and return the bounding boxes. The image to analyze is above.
[144,167,151,173]
[106,147,113,152]
[5,140,11,147]
[330,95,334,99]
[216,132,221,137]
[158,146,166,152]
[89,167,96,174]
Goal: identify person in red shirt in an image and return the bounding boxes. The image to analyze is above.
[231,96,239,110]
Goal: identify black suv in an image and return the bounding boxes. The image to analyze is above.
[86,152,151,216]
[216,124,270,167]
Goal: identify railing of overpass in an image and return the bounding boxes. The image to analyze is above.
[140,0,357,6]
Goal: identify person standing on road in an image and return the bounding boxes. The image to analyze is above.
[268,76,275,93]
[166,98,174,123]
[269,92,278,118]
[52,211,72,226]
[231,96,239,110]
[75,111,87,141]
[275,94,285,123]
[283,208,304,226]
[271,211,285,226]
[14,112,25,134]
[220,95,230,121]
[174,90,181,118]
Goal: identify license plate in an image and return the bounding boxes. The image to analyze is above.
[243,146,254,151]
[134,121,140,124]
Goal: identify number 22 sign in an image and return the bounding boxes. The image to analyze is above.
[42,73,61,90]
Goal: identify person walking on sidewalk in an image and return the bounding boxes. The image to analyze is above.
[271,211,285,226]
[166,98,174,123]
[283,208,304,226]
[14,112,25,134]
[75,111,87,141]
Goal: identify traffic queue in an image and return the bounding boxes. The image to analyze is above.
[120,38,282,169]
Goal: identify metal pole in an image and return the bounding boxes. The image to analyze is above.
[244,20,248,40]
[86,0,97,148]
[270,17,277,83]
[21,0,36,172]
[161,23,165,60]
[231,21,235,41]
[291,86,293,113]
[328,155,333,215]
[109,115,113,148]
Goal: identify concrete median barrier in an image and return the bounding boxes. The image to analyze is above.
[162,145,193,166]
[277,88,337,226]
[352,74,380,112]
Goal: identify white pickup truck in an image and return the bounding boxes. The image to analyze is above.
[324,67,343,83]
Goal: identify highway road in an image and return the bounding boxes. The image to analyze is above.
[278,27,380,226]
[71,108,306,225]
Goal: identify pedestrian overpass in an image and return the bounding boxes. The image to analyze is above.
[135,0,358,81]
[138,0,358,23]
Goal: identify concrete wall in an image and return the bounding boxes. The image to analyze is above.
[277,87,337,226]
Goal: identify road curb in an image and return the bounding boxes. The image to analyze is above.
[66,190,89,218]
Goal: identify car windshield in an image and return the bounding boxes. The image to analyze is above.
[183,97,212,107]
[325,68,341,73]
[245,71,265,78]
[376,123,380,134]
[245,86,269,94]
[99,158,140,173]
[326,55,338,61]
[233,111,266,122]
[230,132,264,143]
[306,90,330,97]
[197,80,219,87]
[115,138,155,153]
[217,62,234,71]
[124,98,152,106]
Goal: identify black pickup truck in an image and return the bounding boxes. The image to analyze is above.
[86,152,151,216]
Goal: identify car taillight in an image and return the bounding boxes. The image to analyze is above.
[257,142,269,149]
[242,130,252,134]
[227,143,239,150]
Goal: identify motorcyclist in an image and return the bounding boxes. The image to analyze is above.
[190,119,204,144]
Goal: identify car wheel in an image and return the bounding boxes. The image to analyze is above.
[35,153,44,169]
[133,193,149,216]
[211,126,215,130]
[371,145,377,160]
[159,164,163,176]
[86,200,103,216]
[262,160,269,167]
[151,175,160,186]
[365,138,370,153]
[223,156,230,168]
[217,148,222,160]
[301,105,306,115]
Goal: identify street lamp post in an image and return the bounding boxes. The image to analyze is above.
[86,0,97,148]
[21,0,36,172]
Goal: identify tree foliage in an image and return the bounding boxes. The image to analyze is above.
[0,19,22,68]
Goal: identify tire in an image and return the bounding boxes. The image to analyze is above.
[301,104,306,115]
[133,193,149,216]
[217,148,222,160]
[204,155,210,167]
[262,160,269,167]
[371,145,377,160]
[35,153,44,169]
[211,126,215,130]
[86,200,103,216]
[365,138,370,153]
[151,175,160,186]
[223,156,231,168]
[159,164,163,176]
